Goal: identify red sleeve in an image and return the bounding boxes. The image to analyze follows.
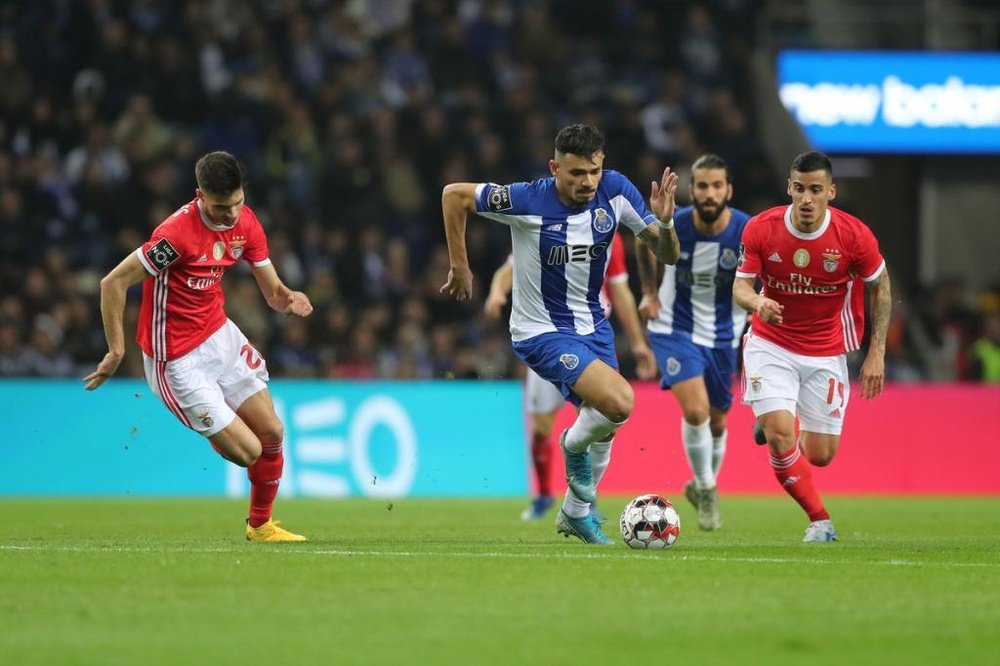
[736,214,765,278]
[137,219,185,276]
[243,208,270,265]
[848,217,884,281]
[606,234,627,281]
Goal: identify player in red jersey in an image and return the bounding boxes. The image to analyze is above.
[733,151,892,542]
[83,151,313,542]
[484,234,656,521]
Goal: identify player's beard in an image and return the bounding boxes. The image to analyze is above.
[694,196,729,224]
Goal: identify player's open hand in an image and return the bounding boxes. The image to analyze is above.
[755,296,784,324]
[82,352,123,390]
[484,291,507,319]
[633,343,658,380]
[285,291,313,317]
[859,353,885,400]
[440,266,474,301]
[649,166,679,223]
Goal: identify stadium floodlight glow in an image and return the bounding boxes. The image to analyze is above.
[776,51,1000,153]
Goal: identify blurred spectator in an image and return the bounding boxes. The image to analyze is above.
[112,94,173,165]
[969,310,1000,383]
[11,0,974,385]
[0,320,26,376]
[18,318,75,377]
[907,278,979,381]
[269,318,320,378]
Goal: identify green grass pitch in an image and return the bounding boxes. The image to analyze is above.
[2,496,998,665]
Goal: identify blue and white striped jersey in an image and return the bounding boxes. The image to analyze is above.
[475,170,655,342]
[647,205,750,349]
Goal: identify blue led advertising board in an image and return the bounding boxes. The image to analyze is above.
[777,51,1000,153]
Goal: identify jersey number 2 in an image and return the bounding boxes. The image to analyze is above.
[240,344,263,370]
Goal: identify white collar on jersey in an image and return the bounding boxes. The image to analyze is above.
[783,205,830,240]
[196,199,238,232]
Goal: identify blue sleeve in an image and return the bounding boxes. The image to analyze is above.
[475,181,534,217]
[606,170,656,234]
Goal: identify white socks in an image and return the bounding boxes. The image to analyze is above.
[712,429,727,477]
[562,405,622,518]
[682,417,715,490]
[564,404,622,453]
[590,437,613,487]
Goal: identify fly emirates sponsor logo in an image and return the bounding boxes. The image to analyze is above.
[186,267,224,290]
[764,272,838,295]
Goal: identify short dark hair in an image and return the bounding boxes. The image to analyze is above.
[195,151,246,195]
[691,154,730,181]
[554,124,605,158]
[790,151,833,177]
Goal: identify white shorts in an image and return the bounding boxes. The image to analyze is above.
[143,319,269,437]
[741,333,850,435]
[525,367,566,415]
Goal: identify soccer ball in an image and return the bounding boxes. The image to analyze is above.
[620,494,681,549]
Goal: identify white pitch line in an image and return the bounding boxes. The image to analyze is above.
[0,544,995,569]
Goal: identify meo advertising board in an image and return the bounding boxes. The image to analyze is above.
[4,380,526,497]
[777,51,1000,153]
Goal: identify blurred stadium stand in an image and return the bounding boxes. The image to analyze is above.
[1,0,997,382]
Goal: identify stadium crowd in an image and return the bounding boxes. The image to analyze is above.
[1,0,998,383]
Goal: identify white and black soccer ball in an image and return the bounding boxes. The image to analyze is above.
[620,494,681,549]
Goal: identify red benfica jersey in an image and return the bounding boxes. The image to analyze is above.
[736,205,884,356]
[599,233,628,317]
[135,198,270,361]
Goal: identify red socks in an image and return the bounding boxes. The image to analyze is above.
[769,445,829,522]
[531,432,552,496]
[247,440,284,528]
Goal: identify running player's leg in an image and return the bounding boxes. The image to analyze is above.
[562,358,631,498]
[218,322,303,542]
[143,347,260,466]
[522,369,564,520]
[704,345,738,479]
[549,358,625,545]
[792,354,850,542]
[743,336,830,538]
[708,406,728,477]
[649,333,720,528]
[511,330,619,544]
[672,376,713,490]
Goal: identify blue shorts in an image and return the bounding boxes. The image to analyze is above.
[512,322,618,407]
[648,332,738,412]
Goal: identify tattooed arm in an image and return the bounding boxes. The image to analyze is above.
[860,266,892,399]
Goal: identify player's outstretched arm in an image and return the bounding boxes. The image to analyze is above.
[252,263,313,317]
[734,276,783,324]
[860,266,892,399]
[483,259,513,319]
[439,182,478,301]
[633,241,661,321]
[608,280,657,380]
[644,166,681,266]
[83,253,148,390]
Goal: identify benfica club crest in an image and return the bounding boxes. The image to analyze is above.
[822,248,842,273]
[229,239,247,260]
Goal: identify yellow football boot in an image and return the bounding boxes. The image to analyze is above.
[246,518,307,542]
